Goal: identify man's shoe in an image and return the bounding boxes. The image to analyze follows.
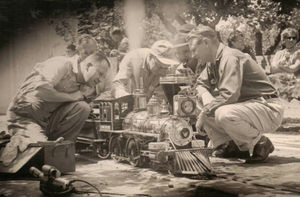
[246,136,274,163]
[225,141,250,159]
[212,142,229,158]
[212,141,250,159]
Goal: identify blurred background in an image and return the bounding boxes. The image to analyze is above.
[0,0,299,114]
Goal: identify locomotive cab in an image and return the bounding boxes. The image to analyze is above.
[76,95,134,159]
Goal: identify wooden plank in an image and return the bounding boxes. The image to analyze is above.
[0,147,41,173]
[100,129,159,137]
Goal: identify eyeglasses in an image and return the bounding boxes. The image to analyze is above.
[285,36,297,41]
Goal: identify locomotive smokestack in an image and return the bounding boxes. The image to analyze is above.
[124,0,145,50]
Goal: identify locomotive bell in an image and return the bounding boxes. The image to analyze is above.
[147,94,160,115]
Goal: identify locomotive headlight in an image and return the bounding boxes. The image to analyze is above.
[162,117,193,147]
[180,99,195,114]
[180,128,190,139]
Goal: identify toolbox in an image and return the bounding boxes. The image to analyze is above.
[42,140,75,173]
[0,138,75,174]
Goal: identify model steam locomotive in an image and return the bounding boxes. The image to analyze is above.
[76,70,213,176]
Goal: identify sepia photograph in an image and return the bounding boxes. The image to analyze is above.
[0,0,299,196]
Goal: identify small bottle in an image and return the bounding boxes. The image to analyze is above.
[114,102,120,119]
[160,99,170,115]
[134,77,147,110]
[100,102,104,121]
[138,77,147,109]
[106,102,111,121]
[103,107,107,121]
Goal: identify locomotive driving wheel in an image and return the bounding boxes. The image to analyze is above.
[109,136,122,162]
[95,141,110,159]
[126,139,141,167]
[94,131,111,159]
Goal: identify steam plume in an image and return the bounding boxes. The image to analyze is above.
[124,0,145,50]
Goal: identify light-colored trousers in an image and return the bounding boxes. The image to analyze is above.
[7,101,91,142]
[203,98,284,154]
[1,101,90,166]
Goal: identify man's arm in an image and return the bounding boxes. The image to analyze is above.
[35,61,83,102]
[270,50,286,73]
[279,57,300,73]
[196,66,216,105]
[35,85,83,102]
[202,56,243,114]
[112,52,133,98]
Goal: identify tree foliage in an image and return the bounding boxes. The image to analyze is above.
[0,0,299,54]
[139,0,300,54]
[149,0,300,54]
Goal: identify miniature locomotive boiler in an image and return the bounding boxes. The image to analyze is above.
[76,70,213,177]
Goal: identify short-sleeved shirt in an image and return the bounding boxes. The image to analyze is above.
[271,44,300,76]
[196,43,277,113]
[7,56,81,127]
[112,48,160,100]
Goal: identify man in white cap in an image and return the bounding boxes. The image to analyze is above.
[112,40,179,101]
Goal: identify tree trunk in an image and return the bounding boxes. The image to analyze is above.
[174,14,186,25]
[265,24,287,55]
[255,31,263,55]
[157,12,177,35]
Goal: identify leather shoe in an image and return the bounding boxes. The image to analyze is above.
[212,142,229,157]
[225,141,250,159]
[246,136,274,163]
[212,141,250,159]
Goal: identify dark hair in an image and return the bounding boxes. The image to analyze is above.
[227,30,244,47]
[186,24,218,44]
[110,27,122,35]
[280,27,299,49]
[77,34,97,46]
[281,27,299,41]
[177,23,196,35]
[67,44,76,51]
[90,51,111,68]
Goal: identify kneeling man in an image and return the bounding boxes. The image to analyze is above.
[188,25,284,163]
[0,52,110,166]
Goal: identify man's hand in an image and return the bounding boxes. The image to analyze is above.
[201,91,215,106]
[70,91,84,101]
[110,49,120,57]
[196,111,206,133]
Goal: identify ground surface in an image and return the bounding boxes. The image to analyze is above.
[1,132,299,197]
[0,100,299,197]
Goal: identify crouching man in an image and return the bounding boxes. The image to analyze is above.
[112,40,178,101]
[188,25,284,163]
[0,52,109,166]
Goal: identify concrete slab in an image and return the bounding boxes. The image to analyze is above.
[1,132,300,197]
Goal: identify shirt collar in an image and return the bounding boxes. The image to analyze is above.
[76,59,86,84]
[215,43,226,63]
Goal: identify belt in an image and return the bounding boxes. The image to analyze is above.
[262,94,278,99]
